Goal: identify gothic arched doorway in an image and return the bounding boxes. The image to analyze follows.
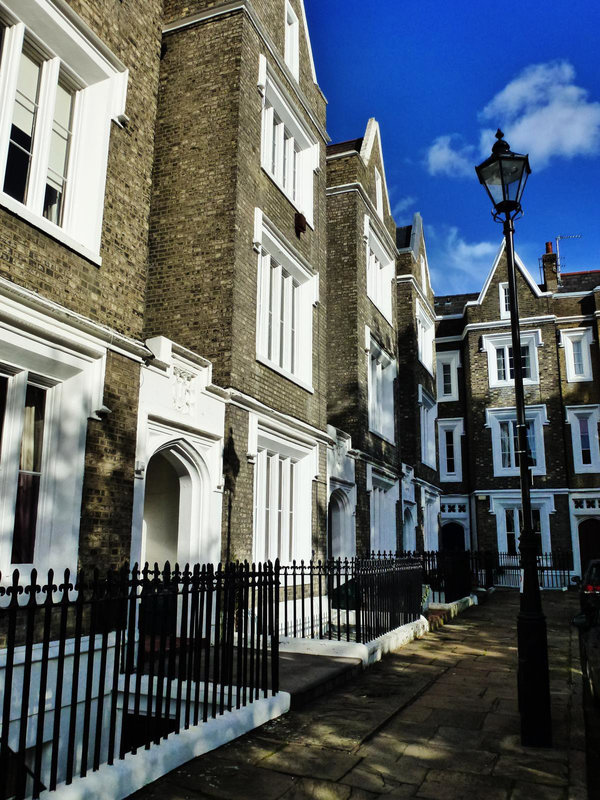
[441,522,465,552]
[403,507,416,552]
[328,489,353,559]
[142,451,180,567]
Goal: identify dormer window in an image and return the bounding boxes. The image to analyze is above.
[284,2,299,81]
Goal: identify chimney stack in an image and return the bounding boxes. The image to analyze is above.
[542,241,558,292]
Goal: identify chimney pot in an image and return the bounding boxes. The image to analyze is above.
[545,241,553,254]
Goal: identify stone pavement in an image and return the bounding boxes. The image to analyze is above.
[128,589,586,800]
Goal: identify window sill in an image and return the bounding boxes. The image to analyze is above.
[256,354,314,393]
[261,167,314,230]
[368,427,395,446]
[573,464,600,474]
[566,374,593,383]
[0,193,101,266]
[440,474,460,482]
[418,358,434,376]
[494,467,546,478]
[438,394,459,403]
[489,378,539,389]
[367,295,393,326]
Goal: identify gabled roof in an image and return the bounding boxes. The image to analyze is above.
[297,0,318,85]
[359,119,391,216]
[474,240,547,306]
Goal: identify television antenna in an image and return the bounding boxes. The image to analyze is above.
[555,234,582,278]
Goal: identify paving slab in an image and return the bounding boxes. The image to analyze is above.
[127,589,586,800]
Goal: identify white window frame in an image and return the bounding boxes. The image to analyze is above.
[436,350,460,402]
[566,405,600,473]
[0,296,106,576]
[284,1,299,81]
[418,384,437,469]
[499,283,511,320]
[0,0,128,262]
[560,328,594,383]
[367,464,398,553]
[258,55,318,227]
[485,405,548,477]
[364,215,394,323]
[416,299,435,374]
[374,166,383,219]
[366,328,396,444]
[491,493,553,555]
[438,417,463,482]
[250,417,316,565]
[481,329,542,388]
[255,209,318,391]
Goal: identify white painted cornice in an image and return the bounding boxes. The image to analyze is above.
[163,0,328,141]
[0,276,149,361]
[224,387,333,445]
[395,274,436,319]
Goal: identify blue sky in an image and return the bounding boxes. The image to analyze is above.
[304,0,600,295]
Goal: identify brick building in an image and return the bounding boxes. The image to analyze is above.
[145,0,329,569]
[0,0,164,577]
[435,242,600,575]
[325,121,441,558]
[0,0,335,580]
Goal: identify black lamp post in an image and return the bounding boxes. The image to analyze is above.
[475,130,552,747]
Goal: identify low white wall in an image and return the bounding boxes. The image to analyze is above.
[429,593,478,618]
[280,615,429,667]
[39,691,290,800]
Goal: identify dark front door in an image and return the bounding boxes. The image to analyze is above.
[441,522,465,552]
[579,518,600,574]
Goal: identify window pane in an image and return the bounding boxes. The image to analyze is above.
[445,429,454,473]
[11,473,41,563]
[505,509,516,554]
[580,416,592,464]
[0,375,7,455]
[526,420,536,466]
[442,363,452,395]
[4,49,42,203]
[500,421,511,468]
[12,384,46,564]
[288,461,294,561]
[20,384,46,472]
[44,80,74,225]
[497,348,506,381]
[572,339,584,375]
[521,346,531,379]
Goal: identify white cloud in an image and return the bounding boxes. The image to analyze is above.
[427,225,498,293]
[428,60,600,175]
[426,135,475,178]
[392,195,417,217]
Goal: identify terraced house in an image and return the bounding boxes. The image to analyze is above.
[435,242,600,575]
[1,3,433,798]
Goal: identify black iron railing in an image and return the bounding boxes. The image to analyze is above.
[277,556,422,643]
[470,550,573,589]
[0,561,278,800]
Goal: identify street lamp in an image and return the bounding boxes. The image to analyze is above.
[475,130,552,748]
